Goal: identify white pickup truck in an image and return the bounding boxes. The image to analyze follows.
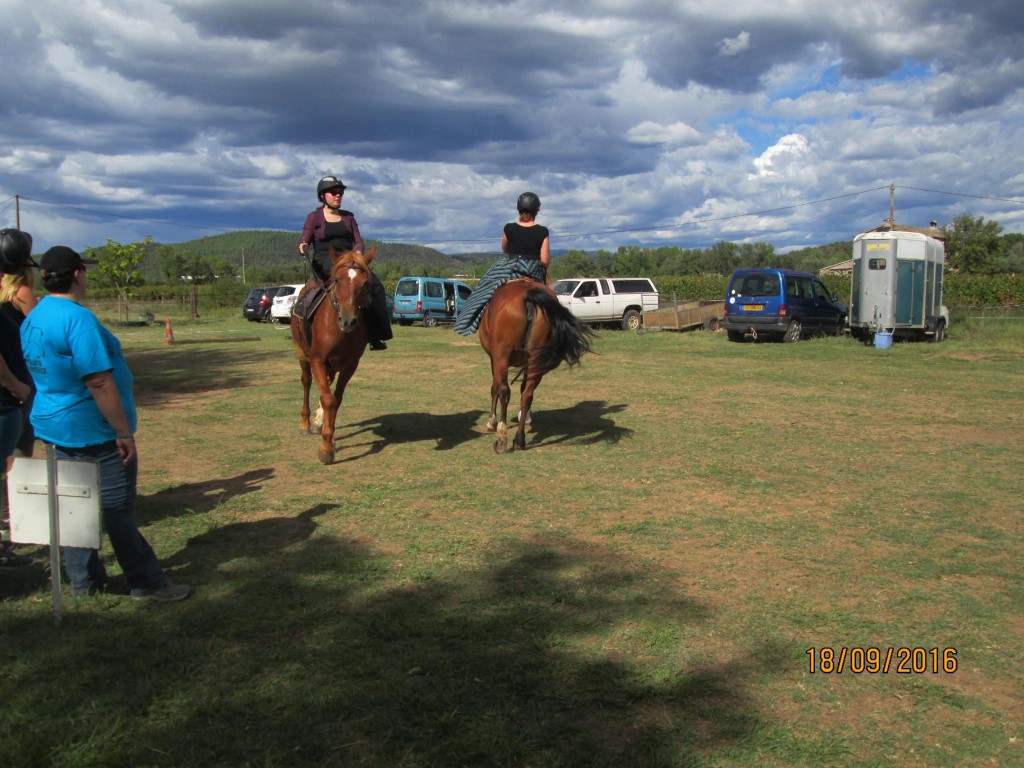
[551,277,660,330]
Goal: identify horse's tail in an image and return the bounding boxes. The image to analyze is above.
[524,286,595,373]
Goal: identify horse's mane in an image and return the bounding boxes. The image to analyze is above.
[329,249,369,278]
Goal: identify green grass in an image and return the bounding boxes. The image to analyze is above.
[1,316,1022,766]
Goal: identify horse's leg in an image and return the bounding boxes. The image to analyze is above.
[310,359,337,464]
[513,370,542,451]
[298,357,313,433]
[486,362,500,432]
[491,359,511,453]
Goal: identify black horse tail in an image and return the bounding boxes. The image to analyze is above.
[525,286,595,373]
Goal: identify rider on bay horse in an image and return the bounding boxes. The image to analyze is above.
[296,175,393,350]
[453,192,551,336]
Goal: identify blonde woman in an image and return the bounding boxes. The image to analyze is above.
[0,229,37,462]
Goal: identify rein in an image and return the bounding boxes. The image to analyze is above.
[326,253,371,331]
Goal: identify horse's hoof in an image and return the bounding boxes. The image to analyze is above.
[493,436,507,454]
[485,420,496,433]
[317,449,335,465]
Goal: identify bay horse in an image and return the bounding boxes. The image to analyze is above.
[291,244,376,464]
[478,279,594,453]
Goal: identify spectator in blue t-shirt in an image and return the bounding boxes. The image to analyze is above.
[20,246,191,601]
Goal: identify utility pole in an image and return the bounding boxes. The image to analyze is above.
[888,183,896,229]
[15,194,20,229]
[241,246,246,283]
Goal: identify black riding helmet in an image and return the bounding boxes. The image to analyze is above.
[517,192,541,214]
[0,228,35,275]
[317,175,347,202]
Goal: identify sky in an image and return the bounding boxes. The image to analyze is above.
[1,0,1023,256]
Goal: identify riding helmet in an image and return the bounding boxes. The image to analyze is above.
[516,192,541,214]
[317,175,347,201]
[0,228,34,275]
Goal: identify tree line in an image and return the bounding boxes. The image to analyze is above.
[82,213,1022,317]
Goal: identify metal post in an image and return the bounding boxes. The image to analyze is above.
[45,443,62,623]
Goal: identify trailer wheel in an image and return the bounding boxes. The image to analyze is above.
[782,319,802,343]
[703,316,721,332]
[930,320,946,343]
[621,309,642,331]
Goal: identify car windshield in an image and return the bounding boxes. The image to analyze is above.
[552,281,579,296]
[395,280,419,297]
[731,275,779,297]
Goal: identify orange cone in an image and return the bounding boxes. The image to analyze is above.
[164,318,174,344]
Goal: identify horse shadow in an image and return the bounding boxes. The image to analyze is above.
[160,503,336,577]
[332,409,488,461]
[524,400,633,448]
[138,468,275,523]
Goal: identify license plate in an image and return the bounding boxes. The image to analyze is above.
[743,304,764,311]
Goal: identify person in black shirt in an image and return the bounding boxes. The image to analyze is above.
[297,176,393,350]
[454,192,551,335]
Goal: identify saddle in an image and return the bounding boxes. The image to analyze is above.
[291,283,330,345]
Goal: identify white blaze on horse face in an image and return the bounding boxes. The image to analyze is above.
[348,268,358,281]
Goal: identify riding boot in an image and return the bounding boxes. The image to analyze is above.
[366,274,393,350]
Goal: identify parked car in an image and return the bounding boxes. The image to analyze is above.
[270,284,306,323]
[392,276,472,326]
[551,277,659,330]
[242,286,279,322]
[722,268,846,342]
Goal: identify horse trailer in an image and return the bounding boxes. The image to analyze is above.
[849,227,949,343]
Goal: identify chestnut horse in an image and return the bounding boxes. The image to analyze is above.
[478,279,594,453]
[291,244,376,464]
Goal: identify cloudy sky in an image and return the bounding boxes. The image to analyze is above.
[2,0,1022,256]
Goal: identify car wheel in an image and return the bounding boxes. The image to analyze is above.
[422,313,438,328]
[782,319,802,343]
[621,309,642,331]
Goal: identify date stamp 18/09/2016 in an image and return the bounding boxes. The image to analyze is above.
[806,647,958,674]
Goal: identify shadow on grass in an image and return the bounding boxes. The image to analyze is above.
[138,468,276,523]
[124,345,278,407]
[338,409,489,456]
[1,524,780,767]
[527,400,634,448]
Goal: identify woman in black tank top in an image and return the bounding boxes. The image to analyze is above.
[454,192,551,336]
[297,175,393,349]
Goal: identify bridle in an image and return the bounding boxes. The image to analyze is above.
[325,252,371,332]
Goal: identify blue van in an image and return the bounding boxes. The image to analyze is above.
[392,276,473,327]
[722,268,847,342]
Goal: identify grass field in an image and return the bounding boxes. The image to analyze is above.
[2,314,1022,767]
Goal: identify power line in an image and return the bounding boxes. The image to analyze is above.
[897,186,1024,205]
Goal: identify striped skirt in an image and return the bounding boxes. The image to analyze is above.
[453,256,548,336]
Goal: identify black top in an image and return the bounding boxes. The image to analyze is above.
[0,313,29,409]
[315,219,355,256]
[503,222,549,259]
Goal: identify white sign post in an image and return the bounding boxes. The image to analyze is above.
[7,447,101,623]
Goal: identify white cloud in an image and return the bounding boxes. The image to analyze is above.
[718,31,750,56]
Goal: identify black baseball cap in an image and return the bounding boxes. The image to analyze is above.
[39,246,99,275]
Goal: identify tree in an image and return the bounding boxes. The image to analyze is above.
[88,236,152,321]
[943,214,1002,274]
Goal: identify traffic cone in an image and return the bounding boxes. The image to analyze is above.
[164,318,174,344]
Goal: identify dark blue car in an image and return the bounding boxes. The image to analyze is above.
[722,268,846,342]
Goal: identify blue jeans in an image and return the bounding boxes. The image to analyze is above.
[0,406,24,524]
[55,442,168,597]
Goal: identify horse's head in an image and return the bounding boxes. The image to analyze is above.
[327,244,377,333]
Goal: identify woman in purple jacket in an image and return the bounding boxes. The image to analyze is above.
[298,176,392,350]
